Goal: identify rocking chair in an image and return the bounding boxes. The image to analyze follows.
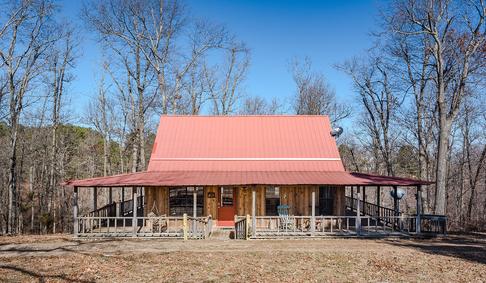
[145,201,167,233]
[277,205,294,231]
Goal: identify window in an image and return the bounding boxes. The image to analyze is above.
[265,187,280,216]
[319,186,334,215]
[220,187,234,206]
[169,187,204,216]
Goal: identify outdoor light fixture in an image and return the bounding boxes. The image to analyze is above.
[330,126,343,137]
[390,188,406,200]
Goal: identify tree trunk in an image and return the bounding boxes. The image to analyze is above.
[435,119,452,215]
[7,114,19,234]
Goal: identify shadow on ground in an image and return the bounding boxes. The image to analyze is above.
[0,264,95,283]
[0,238,123,256]
[381,235,486,265]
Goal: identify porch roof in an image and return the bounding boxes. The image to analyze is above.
[63,170,432,188]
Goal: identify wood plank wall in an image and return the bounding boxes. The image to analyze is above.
[144,186,169,216]
[204,186,218,218]
[333,186,346,216]
[144,185,346,219]
[235,186,265,216]
[280,185,316,215]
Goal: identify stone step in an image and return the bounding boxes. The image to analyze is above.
[209,228,235,240]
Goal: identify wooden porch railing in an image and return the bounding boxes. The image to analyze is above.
[76,214,212,239]
[244,215,418,238]
[235,215,250,240]
[86,202,117,218]
[410,214,447,234]
[120,195,144,216]
[345,196,447,235]
[345,196,399,219]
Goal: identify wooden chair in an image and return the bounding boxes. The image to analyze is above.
[277,205,293,231]
[145,202,167,233]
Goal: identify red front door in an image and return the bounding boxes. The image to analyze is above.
[218,187,235,226]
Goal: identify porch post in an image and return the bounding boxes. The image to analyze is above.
[116,200,120,217]
[356,186,361,235]
[311,188,316,235]
[132,190,138,237]
[193,187,197,218]
[362,186,367,215]
[193,187,197,235]
[393,186,398,216]
[350,186,354,205]
[252,186,256,237]
[73,187,78,237]
[93,186,98,210]
[362,187,366,203]
[376,186,381,217]
[121,187,125,214]
[109,186,113,204]
[416,185,422,234]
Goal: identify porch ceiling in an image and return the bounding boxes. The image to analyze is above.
[62,170,432,188]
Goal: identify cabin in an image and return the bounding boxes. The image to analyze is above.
[64,115,447,239]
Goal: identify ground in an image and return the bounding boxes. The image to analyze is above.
[0,234,485,282]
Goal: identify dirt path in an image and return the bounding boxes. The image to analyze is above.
[0,235,485,282]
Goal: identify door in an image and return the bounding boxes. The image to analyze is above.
[218,187,235,226]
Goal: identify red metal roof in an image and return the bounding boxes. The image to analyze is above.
[147,115,344,172]
[63,115,432,188]
[63,171,431,187]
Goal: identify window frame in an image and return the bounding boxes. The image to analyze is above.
[168,187,204,216]
[318,186,334,215]
[265,186,280,216]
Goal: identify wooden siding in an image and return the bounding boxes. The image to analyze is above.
[144,186,169,216]
[280,185,314,215]
[333,186,346,216]
[235,186,265,216]
[204,186,218,218]
[143,185,346,220]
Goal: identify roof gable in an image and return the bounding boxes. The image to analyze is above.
[147,115,344,172]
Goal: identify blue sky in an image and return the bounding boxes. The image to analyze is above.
[62,0,379,120]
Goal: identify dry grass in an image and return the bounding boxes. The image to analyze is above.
[0,234,485,282]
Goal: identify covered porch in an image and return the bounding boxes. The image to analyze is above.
[236,184,446,239]
[64,170,446,239]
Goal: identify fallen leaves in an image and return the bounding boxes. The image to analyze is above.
[0,235,485,282]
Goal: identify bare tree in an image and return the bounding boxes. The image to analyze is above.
[0,0,57,234]
[338,54,401,176]
[87,76,113,177]
[46,25,77,234]
[292,58,351,122]
[387,0,485,214]
[207,45,250,115]
[239,96,281,115]
[83,0,232,115]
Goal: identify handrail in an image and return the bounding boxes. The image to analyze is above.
[121,195,144,216]
[345,196,447,234]
[235,217,247,239]
[84,202,117,218]
[345,196,400,219]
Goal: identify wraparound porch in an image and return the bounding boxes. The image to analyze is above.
[72,183,446,239]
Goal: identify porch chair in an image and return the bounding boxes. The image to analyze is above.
[145,201,167,233]
[277,205,294,231]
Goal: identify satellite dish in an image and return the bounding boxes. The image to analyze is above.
[390,188,406,200]
[330,127,343,137]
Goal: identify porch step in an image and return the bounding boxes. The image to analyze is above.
[210,228,234,240]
